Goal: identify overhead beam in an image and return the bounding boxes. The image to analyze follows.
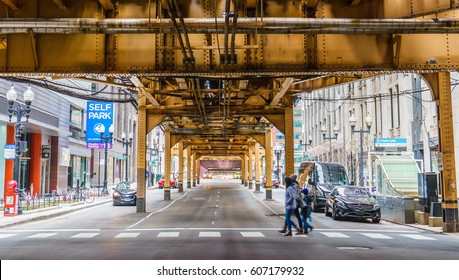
[2,18,459,35]
[270,78,294,107]
[52,0,68,9]
[130,76,160,107]
[99,0,114,10]
[1,0,18,10]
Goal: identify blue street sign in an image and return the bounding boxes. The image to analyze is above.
[86,101,114,149]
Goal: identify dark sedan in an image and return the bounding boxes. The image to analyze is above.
[112,182,137,206]
[325,185,381,223]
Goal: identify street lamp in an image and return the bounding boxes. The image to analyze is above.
[299,134,313,160]
[121,131,133,182]
[273,144,283,185]
[6,85,35,215]
[100,124,114,194]
[146,140,155,186]
[350,112,373,186]
[321,121,339,161]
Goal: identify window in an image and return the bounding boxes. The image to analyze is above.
[293,120,302,128]
[70,106,83,129]
[294,110,302,117]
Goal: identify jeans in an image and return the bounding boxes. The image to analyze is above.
[283,208,302,230]
[285,208,296,230]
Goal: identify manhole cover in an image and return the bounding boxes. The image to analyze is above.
[336,246,371,250]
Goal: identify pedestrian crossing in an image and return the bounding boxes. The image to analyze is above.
[0,230,440,241]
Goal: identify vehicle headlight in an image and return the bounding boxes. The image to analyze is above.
[113,192,120,198]
[372,203,380,210]
[337,201,348,209]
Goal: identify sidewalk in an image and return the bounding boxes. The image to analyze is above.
[0,196,112,228]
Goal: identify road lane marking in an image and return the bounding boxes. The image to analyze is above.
[199,232,221,237]
[0,234,17,239]
[127,192,188,229]
[115,233,141,238]
[71,233,100,238]
[157,232,180,237]
[400,234,437,240]
[26,233,58,238]
[240,232,265,237]
[360,233,393,239]
[321,232,350,238]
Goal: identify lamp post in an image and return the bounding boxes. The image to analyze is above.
[299,134,313,160]
[350,112,373,187]
[146,141,155,186]
[321,121,339,161]
[6,85,35,215]
[273,144,283,185]
[100,124,114,195]
[121,131,133,182]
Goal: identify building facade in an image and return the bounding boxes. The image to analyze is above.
[0,78,137,200]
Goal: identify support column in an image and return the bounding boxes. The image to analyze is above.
[178,141,184,192]
[255,142,261,192]
[423,72,458,232]
[241,154,246,186]
[164,125,171,200]
[284,107,295,178]
[197,157,201,185]
[136,96,147,212]
[248,145,254,189]
[265,128,273,200]
[436,72,458,232]
[187,146,192,188]
[192,153,197,187]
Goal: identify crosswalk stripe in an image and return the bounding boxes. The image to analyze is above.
[360,233,393,239]
[240,232,265,237]
[0,234,17,239]
[26,233,57,238]
[157,232,180,237]
[115,233,140,238]
[400,234,436,240]
[321,232,350,238]
[199,232,221,237]
[71,233,99,238]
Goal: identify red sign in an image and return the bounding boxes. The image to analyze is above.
[4,180,18,216]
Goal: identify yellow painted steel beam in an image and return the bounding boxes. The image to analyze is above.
[52,0,68,9]
[284,107,294,178]
[422,72,459,232]
[99,0,114,10]
[136,96,147,212]
[1,0,18,10]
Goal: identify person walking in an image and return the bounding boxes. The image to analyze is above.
[290,174,303,233]
[300,188,314,234]
[279,174,303,234]
[283,177,298,236]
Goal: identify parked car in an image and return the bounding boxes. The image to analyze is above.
[297,161,352,212]
[324,185,381,223]
[158,175,176,189]
[203,173,213,179]
[112,182,137,206]
[262,174,280,188]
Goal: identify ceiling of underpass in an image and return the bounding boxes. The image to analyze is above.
[1,0,459,158]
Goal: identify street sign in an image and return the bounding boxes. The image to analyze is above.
[86,101,114,149]
[4,144,15,159]
[374,138,407,152]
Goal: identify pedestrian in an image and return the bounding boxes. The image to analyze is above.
[279,174,303,234]
[282,177,299,236]
[300,188,314,234]
[290,174,303,233]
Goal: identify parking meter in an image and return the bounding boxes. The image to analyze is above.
[4,180,19,216]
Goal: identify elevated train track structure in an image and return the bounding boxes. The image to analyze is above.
[0,0,458,231]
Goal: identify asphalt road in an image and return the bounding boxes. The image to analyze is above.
[1,179,458,260]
